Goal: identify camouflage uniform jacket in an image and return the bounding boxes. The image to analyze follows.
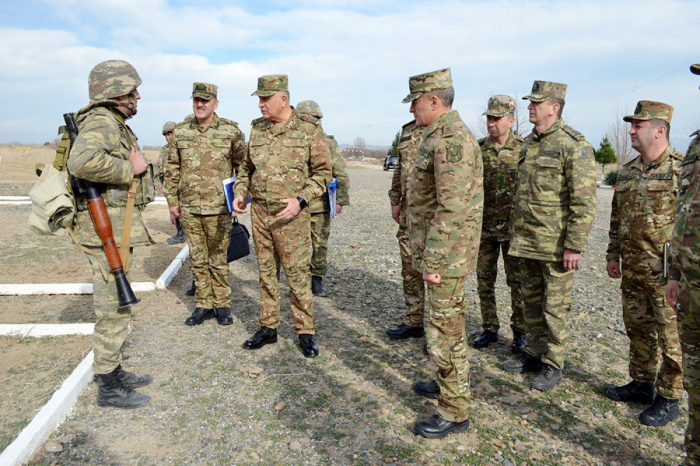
[389,120,423,227]
[67,100,154,248]
[165,113,246,215]
[233,108,331,209]
[157,143,169,184]
[309,133,350,213]
[670,130,700,280]
[509,119,597,261]
[407,110,484,278]
[479,132,524,241]
[606,146,683,281]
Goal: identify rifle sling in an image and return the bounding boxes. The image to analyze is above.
[118,121,138,273]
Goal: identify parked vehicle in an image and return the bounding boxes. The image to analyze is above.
[383,155,399,171]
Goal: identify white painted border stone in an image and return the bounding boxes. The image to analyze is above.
[0,324,94,337]
[156,244,190,289]
[0,351,94,466]
[0,282,156,296]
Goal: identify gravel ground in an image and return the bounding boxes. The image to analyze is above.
[14,168,689,465]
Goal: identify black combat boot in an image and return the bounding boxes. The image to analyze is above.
[413,414,469,439]
[167,219,186,245]
[604,380,656,404]
[473,330,498,349]
[97,368,150,409]
[311,275,328,297]
[413,380,440,399]
[386,323,425,340]
[299,334,319,358]
[215,307,233,325]
[531,363,564,391]
[114,365,153,389]
[243,327,277,350]
[502,352,543,373]
[511,331,526,354]
[186,280,195,296]
[639,395,679,426]
[185,307,214,326]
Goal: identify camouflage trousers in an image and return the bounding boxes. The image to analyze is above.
[476,236,525,333]
[519,258,573,370]
[85,247,133,375]
[397,225,425,327]
[251,202,315,334]
[679,270,700,465]
[310,211,331,276]
[620,276,684,399]
[180,211,231,309]
[426,276,470,423]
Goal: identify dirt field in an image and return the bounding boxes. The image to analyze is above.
[0,146,691,465]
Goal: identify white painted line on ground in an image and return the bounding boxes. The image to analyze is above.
[0,324,94,337]
[0,282,156,296]
[0,351,94,466]
[0,196,168,202]
[156,244,189,289]
[0,201,31,205]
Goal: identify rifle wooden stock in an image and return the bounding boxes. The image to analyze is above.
[63,113,139,308]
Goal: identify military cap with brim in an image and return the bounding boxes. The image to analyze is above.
[522,80,567,102]
[402,68,453,103]
[692,64,700,75]
[623,100,674,123]
[252,75,288,97]
[192,82,217,100]
[483,95,516,117]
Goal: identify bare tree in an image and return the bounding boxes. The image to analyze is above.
[608,105,635,168]
[353,137,366,152]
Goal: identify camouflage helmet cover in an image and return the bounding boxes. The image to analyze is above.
[297,100,323,118]
[162,121,177,135]
[88,59,142,101]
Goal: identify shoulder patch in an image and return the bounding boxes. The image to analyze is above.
[298,113,320,125]
[561,125,586,142]
[446,142,463,163]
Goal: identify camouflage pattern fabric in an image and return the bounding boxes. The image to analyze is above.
[483,95,516,117]
[309,134,350,213]
[623,100,674,123]
[180,212,231,308]
[310,210,331,276]
[389,121,425,326]
[192,82,217,100]
[67,99,153,375]
[509,118,597,261]
[426,276,470,422]
[234,108,331,334]
[607,147,684,398]
[252,74,289,97]
[522,80,567,102]
[407,109,483,422]
[88,60,141,101]
[402,68,453,103]
[156,143,169,190]
[520,258,573,370]
[670,130,700,465]
[477,133,524,333]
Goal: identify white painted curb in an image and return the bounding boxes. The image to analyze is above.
[0,282,156,296]
[0,196,168,202]
[0,351,94,466]
[0,324,94,337]
[156,244,190,289]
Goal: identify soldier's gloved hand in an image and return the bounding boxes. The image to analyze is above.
[169,206,180,225]
[128,146,148,176]
[278,198,301,220]
[233,195,248,214]
[665,279,679,309]
[391,205,400,224]
[606,261,621,279]
[563,248,581,271]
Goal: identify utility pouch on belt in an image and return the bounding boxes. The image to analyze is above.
[227,217,251,262]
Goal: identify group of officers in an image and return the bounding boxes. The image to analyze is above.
[67,59,699,463]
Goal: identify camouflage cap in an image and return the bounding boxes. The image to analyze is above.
[482,95,516,117]
[522,80,567,102]
[88,59,142,101]
[297,100,323,118]
[252,75,289,97]
[162,121,177,135]
[191,82,217,100]
[691,64,700,75]
[623,100,674,123]
[402,68,453,103]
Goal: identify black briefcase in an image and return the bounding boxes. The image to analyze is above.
[227,217,251,262]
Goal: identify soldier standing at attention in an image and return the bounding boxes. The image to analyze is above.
[385,118,426,343]
[67,59,153,408]
[165,83,246,327]
[233,75,331,358]
[297,100,350,298]
[157,121,186,245]
[666,63,700,465]
[473,95,526,353]
[605,101,684,426]
[405,68,484,438]
[502,81,596,391]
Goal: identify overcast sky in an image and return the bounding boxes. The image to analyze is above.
[1,0,700,151]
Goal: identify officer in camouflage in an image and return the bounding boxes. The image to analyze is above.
[666,63,700,466]
[233,75,331,358]
[386,119,426,343]
[165,83,246,327]
[502,81,596,392]
[157,121,185,245]
[68,59,153,408]
[405,68,484,438]
[474,95,526,353]
[297,100,350,297]
[605,101,684,426]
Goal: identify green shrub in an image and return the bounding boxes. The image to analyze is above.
[604,170,619,186]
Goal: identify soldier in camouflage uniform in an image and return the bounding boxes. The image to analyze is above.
[474,95,526,353]
[165,83,246,327]
[297,100,350,297]
[157,121,186,245]
[233,75,331,358]
[666,63,700,465]
[502,81,596,392]
[68,59,153,408]
[405,68,484,439]
[386,119,426,342]
[605,101,684,427]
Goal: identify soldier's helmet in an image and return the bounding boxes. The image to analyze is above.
[297,100,323,119]
[88,60,142,101]
[162,121,177,135]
